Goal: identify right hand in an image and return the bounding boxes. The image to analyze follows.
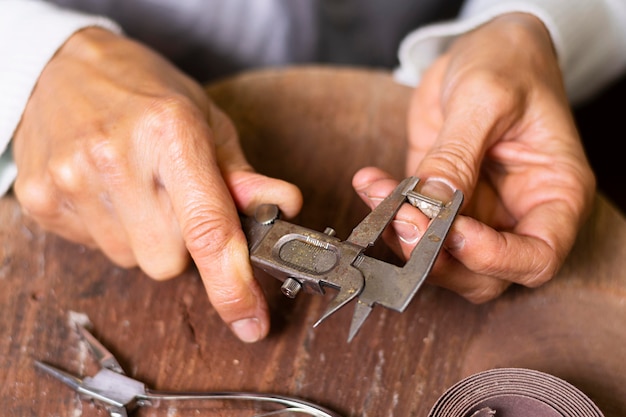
[353,13,595,304]
[12,28,303,342]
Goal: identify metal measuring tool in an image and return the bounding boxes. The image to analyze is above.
[242,177,463,342]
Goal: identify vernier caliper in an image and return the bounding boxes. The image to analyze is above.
[242,177,463,342]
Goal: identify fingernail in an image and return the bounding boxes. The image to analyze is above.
[419,179,455,203]
[393,220,421,244]
[359,192,384,209]
[446,230,465,251]
[231,318,262,343]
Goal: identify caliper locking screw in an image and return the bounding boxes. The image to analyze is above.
[281,277,302,298]
[255,204,280,225]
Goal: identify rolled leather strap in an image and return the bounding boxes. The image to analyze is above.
[429,368,604,417]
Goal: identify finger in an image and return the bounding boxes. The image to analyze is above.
[355,168,574,294]
[410,68,524,206]
[354,167,557,282]
[83,144,190,279]
[353,168,511,303]
[353,168,515,302]
[156,102,269,343]
[67,123,192,278]
[461,178,515,229]
[442,212,559,289]
[424,246,512,304]
[226,171,303,219]
[71,192,136,267]
[445,153,589,289]
[353,167,430,254]
[14,175,95,246]
[12,125,96,246]
[405,55,449,176]
[44,152,137,267]
[114,185,189,280]
[352,166,396,193]
[209,106,303,218]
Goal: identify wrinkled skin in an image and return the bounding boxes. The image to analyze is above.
[354,13,595,303]
[13,28,302,343]
[12,12,595,343]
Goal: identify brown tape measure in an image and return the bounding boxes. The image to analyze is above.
[429,368,603,417]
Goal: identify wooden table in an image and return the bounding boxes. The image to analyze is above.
[1,67,625,416]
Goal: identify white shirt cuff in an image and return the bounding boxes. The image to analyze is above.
[0,0,122,195]
[394,0,626,105]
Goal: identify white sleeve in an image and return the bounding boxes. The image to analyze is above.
[0,0,121,196]
[394,0,626,105]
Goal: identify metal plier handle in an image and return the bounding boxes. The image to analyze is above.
[242,177,463,341]
[36,321,342,417]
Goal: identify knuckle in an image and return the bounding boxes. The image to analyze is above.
[209,287,250,311]
[515,244,560,289]
[139,252,190,281]
[150,95,194,116]
[183,211,238,260]
[48,134,128,190]
[84,137,128,180]
[450,69,521,119]
[464,281,508,304]
[144,96,199,135]
[47,156,86,193]
[14,179,58,218]
[205,280,259,325]
[463,70,517,106]
[427,142,477,185]
[521,264,557,288]
[140,96,208,161]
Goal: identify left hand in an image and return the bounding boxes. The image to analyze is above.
[354,13,596,303]
[12,28,303,342]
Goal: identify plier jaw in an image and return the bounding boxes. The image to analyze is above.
[35,323,144,417]
[35,320,342,417]
[243,177,464,342]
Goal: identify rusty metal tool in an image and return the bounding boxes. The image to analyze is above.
[242,177,463,342]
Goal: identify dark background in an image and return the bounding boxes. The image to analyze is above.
[575,74,625,212]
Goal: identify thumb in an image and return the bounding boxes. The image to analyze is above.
[210,104,303,218]
[410,77,520,204]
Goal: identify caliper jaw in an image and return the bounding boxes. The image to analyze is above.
[242,177,463,342]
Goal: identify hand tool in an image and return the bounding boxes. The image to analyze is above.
[35,322,342,417]
[429,368,604,417]
[242,177,463,342]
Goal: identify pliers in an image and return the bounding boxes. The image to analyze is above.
[35,321,342,417]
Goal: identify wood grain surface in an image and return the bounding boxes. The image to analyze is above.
[1,66,624,417]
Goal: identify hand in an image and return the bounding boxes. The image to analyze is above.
[354,13,595,302]
[12,28,302,342]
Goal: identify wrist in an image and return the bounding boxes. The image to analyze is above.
[487,12,556,59]
[448,11,559,74]
[57,27,124,64]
